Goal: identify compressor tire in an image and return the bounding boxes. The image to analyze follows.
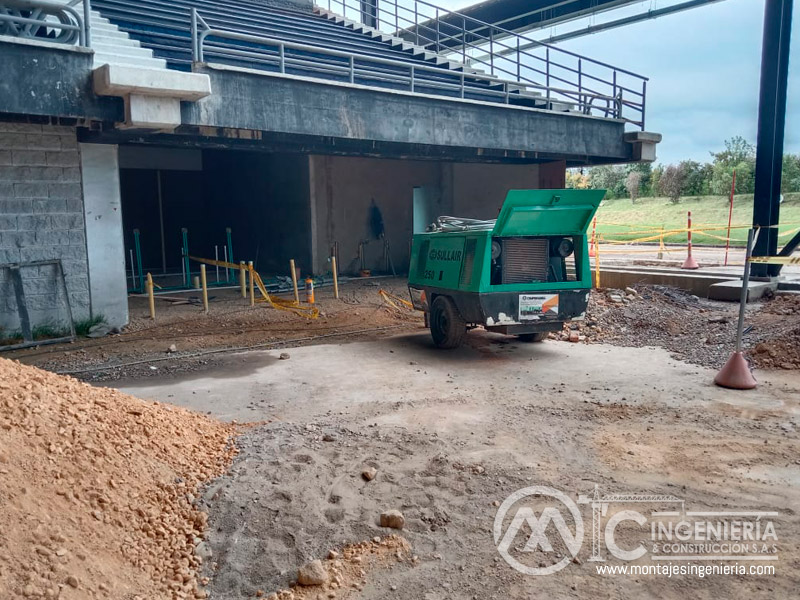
[518,332,549,343]
[430,296,466,349]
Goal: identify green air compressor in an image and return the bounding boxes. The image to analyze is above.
[407,189,604,348]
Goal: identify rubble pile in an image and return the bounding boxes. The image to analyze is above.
[560,286,800,370]
[0,358,237,599]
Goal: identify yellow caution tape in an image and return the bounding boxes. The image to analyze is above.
[378,289,414,310]
[189,256,319,319]
[749,255,800,265]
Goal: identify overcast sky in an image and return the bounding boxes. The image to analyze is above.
[437,0,799,165]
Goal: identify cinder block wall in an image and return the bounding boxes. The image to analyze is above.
[0,122,90,334]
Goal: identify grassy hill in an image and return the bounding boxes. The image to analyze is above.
[594,193,800,246]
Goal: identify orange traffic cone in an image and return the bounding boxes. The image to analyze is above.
[714,352,757,389]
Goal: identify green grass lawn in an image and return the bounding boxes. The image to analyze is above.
[594,193,800,246]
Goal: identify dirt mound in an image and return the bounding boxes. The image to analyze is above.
[751,326,800,369]
[560,287,800,370]
[0,358,236,599]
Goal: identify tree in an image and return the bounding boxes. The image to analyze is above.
[625,171,642,204]
[565,169,590,190]
[782,154,800,193]
[659,163,687,204]
[587,165,627,199]
[710,136,756,196]
[627,162,653,197]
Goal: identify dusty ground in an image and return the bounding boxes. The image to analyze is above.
[4,277,799,383]
[0,358,237,599]
[118,333,800,600]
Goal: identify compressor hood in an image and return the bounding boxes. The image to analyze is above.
[492,189,605,237]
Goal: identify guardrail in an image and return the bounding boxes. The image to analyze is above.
[190,8,620,117]
[0,0,91,47]
[321,0,648,129]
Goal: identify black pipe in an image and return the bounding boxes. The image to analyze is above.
[751,0,793,278]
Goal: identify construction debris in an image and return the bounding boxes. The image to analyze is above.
[0,358,237,599]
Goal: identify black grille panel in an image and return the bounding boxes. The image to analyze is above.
[501,238,548,284]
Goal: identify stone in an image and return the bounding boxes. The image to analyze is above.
[297,559,328,586]
[361,467,377,481]
[66,576,78,588]
[609,294,624,303]
[568,331,580,343]
[380,510,405,530]
[625,287,638,296]
[327,550,339,560]
[167,344,178,353]
[780,422,795,433]
[86,324,111,338]
[279,353,291,360]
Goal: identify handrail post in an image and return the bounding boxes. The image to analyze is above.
[612,70,617,117]
[83,0,91,47]
[190,8,198,62]
[414,1,419,45]
[349,54,355,83]
[435,7,440,52]
[462,16,466,62]
[410,65,415,92]
[489,27,493,74]
[516,37,520,81]
[578,58,583,112]
[545,47,550,91]
[641,80,647,130]
[279,43,285,73]
[460,72,464,98]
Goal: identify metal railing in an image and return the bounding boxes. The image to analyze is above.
[320,0,648,128]
[190,8,621,118]
[0,0,91,46]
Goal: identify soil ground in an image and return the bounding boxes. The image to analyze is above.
[4,277,799,382]
[116,333,800,599]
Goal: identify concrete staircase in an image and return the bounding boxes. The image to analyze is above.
[89,12,167,69]
[51,0,166,68]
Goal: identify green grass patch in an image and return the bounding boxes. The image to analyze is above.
[74,314,105,337]
[594,193,800,246]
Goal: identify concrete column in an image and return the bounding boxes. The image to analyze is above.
[80,143,129,328]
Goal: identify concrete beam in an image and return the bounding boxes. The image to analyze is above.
[184,64,635,164]
[92,64,211,101]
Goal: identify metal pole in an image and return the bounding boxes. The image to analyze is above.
[751,0,793,278]
[724,169,736,266]
[735,229,756,352]
[279,43,285,73]
[226,227,233,282]
[129,249,135,289]
[83,0,91,47]
[215,245,220,282]
[147,272,155,320]
[332,255,339,299]
[191,8,198,61]
[134,229,143,293]
[248,261,255,306]
[181,228,190,288]
[289,259,300,304]
[239,261,247,298]
[157,170,166,274]
[200,264,209,314]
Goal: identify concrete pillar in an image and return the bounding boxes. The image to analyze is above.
[80,143,129,328]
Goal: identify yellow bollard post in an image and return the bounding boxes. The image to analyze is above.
[146,272,156,320]
[248,261,255,307]
[658,226,665,260]
[200,264,209,314]
[331,255,339,300]
[289,259,300,305]
[594,238,601,289]
[239,261,246,299]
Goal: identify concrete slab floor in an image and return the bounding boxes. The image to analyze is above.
[117,333,800,599]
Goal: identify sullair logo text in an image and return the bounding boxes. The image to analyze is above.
[429,249,462,262]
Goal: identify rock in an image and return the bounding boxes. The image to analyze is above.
[327,550,339,560]
[279,352,291,360]
[66,576,79,588]
[322,433,336,442]
[708,316,729,324]
[568,331,580,343]
[361,467,377,481]
[297,559,328,586]
[86,324,111,338]
[625,287,638,296]
[195,542,213,561]
[608,294,624,304]
[167,344,178,353]
[380,510,405,530]
[780,422,795,433]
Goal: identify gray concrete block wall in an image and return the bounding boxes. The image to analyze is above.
[0,122,90,334]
